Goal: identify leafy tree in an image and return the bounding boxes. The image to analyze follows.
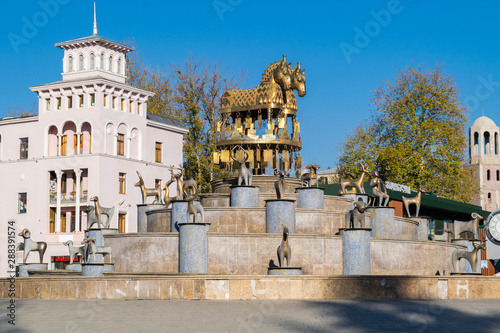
[337,64,478,203]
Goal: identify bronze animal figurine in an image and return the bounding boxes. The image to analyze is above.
[370,170,389,206]
[402,188,425,217]
[18,228,47,264]
[231,146,252,186]
[345,199,368,228]
[184,179,204,223]
[63,240,85,264]
[277,227,291,267]
[135,171,162,204]
[453,212,483,240]
[164,165,177,208]
[173,164,185,200]
[90,196,114,228]
[301,164,321,187]
[82,237,112,263]
[340,163,369,194]
[84,205,102,229]
[452,242,485,273]
[274,170,286,199]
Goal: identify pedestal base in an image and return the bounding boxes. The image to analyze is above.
[81,263,114,276]
[18,263,48,277]
[178,222,210,274]
[65,263,82,272]
[343,228,371,275]
[296,187,325,209]
[265,199,296,233]
[268,267,303,275]
[230,186,259,207]
[171,200,188,232]
[367,207,395,239]
[415,217,430,241]
[85,228,118,247]
[137,204,165,232]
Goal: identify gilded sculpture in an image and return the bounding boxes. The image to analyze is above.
[402,188,425,217]
[231,145,252,186]
[451,242,485,273]
[214,56,306,174]
[18,228,47,264]
[135,171,162,204]
[184,179,204,223]
[340,163,368,194]
[277,227,292,267]
[300,164,320,187]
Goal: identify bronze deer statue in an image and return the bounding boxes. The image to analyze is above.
[402,188,425,217]
[340,163,368,194]
[135,171,162,204]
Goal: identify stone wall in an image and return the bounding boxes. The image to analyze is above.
[2,275,499,300]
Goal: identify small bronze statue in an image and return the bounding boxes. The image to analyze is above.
[274,170,286,199]
[345,198,368,228]
[135,171,162,204]
[173,164,185,200]
[90,196,114,228]
[18,228,47,264]
[340,163,368,194]
[451,242,485,273]
[402,188,425,217]
[231,146,252,186]
[277,227,291,267]
[453,212,482,240]
[63,240,85,264]
[370,171,389,206]
[84,205,101,229]
[82,237,111,263]
[164,165,177,208]
[184,179,204,223]
[300,164,320,187]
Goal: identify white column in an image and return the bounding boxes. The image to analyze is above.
[74,169,82,232]
[57,135,62,156]
[76,132,81,155]
[56,170,63,233]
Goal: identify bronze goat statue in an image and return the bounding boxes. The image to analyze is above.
[18,228,47,264]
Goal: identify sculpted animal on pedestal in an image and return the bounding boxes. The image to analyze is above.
[82,237,112,263]
[340,163,368,194]
[84,205,103,229]
[301,164,320,187]
[370,171,389,206]
[274,170,286,199]
[90,196,114,228]
[135,171,162,204]
[184,180,204,223]
[18,228,47,264]
[402,189,425,217]
[345,199,368,228]
[173,164,185,200]
[452,243,485,273]
[277,227,291,267]
[453,212,483,240]
[231,146,252,186]
[164,165,177,208]
[63,240,85,264]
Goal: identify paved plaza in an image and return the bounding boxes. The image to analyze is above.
[1,299,500,332]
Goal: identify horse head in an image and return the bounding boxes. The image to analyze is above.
[292,62,306,97]
[273,55,292,90]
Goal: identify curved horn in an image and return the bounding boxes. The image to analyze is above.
[283,55,287,63]
[297,62,301,70]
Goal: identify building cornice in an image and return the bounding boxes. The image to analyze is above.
[146,120,189,135]
[0,115,38,125]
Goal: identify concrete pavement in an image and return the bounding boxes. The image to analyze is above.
[2,299,500,332]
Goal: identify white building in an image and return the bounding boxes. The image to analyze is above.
[469,115,500,211]
[0,22,187,277]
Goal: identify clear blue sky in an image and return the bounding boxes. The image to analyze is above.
[2,0,500,169]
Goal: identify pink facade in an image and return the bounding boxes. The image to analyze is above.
[0,29,187,277]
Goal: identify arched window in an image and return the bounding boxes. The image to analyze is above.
[108,55,113,72]
[100,53,104,69]
[79,54,84,71]
[497,170,499,181]
[484,131,491,154]
[488,192,492,203]
[117,58,121,74]
[496,132,499,155]
[90,53,95,69]
[473,132,479,155]
[68,56,73,72]
[487,169,491,181]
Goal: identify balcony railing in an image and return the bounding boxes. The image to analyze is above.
[49,192,88,204]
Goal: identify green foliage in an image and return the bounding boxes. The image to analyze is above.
[337,64,478,203]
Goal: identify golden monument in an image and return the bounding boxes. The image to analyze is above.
[214,55,306,174]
